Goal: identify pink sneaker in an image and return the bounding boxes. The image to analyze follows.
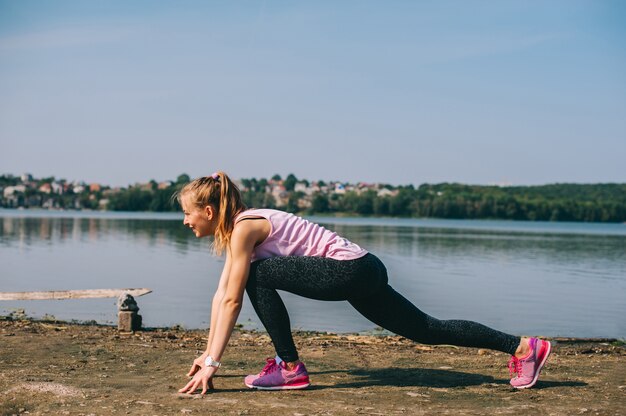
[508,337,552,389]
[244,358,280,387]
[246,360,310,390]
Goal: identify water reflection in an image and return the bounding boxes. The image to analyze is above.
[0,214,624,338]
[0,215,200,252]
[330,224,625,281]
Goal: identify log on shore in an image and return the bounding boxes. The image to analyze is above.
[0,288,152,301]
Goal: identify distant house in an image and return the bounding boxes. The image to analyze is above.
[39,183,52,194]
[4,185,26,197]
[297,195,312,209]
[334,183,346,195]
[51,182,63,194]
[158,181,173,190]
[271,185,288,206]
[294,182,315,195]
[377,188,398,197]
[89,183,101,192]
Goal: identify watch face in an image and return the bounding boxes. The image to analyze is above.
[205,356,220,367]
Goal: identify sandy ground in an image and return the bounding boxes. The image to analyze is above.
[0,317,624,416]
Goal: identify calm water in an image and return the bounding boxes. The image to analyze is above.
[1,209,625,338]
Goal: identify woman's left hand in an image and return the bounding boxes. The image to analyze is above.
[178,365,217,394]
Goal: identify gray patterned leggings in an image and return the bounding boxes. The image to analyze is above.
[245,253,520,362]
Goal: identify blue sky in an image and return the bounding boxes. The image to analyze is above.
[0,1,624,187]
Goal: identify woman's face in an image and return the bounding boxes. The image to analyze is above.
[181,195,215,238]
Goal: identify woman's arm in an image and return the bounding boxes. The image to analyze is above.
[179,220,265,394]
[207,254,231,350]
[185,254,231,378]
[205,225,258,361]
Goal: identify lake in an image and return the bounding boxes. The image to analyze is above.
[1,209,624,338]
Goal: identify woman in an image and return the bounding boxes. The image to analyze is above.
[177,172,551,394]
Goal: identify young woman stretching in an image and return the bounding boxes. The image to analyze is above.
[177,172,551,394]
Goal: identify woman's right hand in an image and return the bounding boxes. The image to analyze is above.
[186,352,215,391]
[187,352,208,377]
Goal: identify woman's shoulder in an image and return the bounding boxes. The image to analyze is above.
[231,211,272,249]
[236,208,289,219]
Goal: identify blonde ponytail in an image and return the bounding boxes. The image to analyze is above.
[176,171,247,255]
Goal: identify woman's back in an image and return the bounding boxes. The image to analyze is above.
[236,209,367,261]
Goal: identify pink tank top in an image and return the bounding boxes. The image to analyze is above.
[235,209,368,262]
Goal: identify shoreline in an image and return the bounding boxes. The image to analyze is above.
[1,318,624,415]
[2,314,624,344]
[3,206,626,226]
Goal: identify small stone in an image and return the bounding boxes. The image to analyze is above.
[181,409,192,414]
[118,294,139,312]
[118,311,142,332]
[478,349,488,355]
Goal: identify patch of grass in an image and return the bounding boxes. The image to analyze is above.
[610,339,625,347]
[7,308,28,321]
[41,313,57,322]
[0,399,33,416]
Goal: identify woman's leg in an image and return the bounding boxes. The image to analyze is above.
[245,276,299,362]
[245,254,387,361]
[348,284,520,355]
[346,254,520,355]
[246,253,521,360]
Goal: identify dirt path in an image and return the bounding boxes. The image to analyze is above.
[1,319,624,415]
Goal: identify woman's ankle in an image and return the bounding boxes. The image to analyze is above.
[514,337,531,358]
[284,360,300,371]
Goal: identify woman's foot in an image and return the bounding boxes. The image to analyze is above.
[245,359,310,390]
[508,337,551,389]
[244,357,280,387]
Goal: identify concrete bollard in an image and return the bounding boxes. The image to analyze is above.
[117,293,142,332]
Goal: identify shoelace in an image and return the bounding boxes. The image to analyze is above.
[508,356,522,377]
[259,358,278,376]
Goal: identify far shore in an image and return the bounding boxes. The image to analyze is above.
[2,206,626,226]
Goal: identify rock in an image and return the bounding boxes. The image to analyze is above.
[117,294,139,312]
[118,311,142,332]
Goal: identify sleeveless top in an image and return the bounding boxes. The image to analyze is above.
[235,208,368,262]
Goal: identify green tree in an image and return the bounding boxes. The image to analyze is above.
[284,174,298,191]
[311,193,330,213]
[286,191,305,213]
[176,174,191,184]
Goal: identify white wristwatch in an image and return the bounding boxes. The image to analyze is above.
[204,356,221,368]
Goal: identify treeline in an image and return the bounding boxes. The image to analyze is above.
[3,173,625,222]
[106,175,191,212]
[314,183,626,222]
[37,180,626,222]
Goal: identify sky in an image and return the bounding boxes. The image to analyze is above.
[0,1,624,187]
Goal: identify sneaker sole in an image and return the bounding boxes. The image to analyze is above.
[246,381,311,391]
[513,340,552,389]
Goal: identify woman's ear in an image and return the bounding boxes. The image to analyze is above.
[204,204,214,220]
